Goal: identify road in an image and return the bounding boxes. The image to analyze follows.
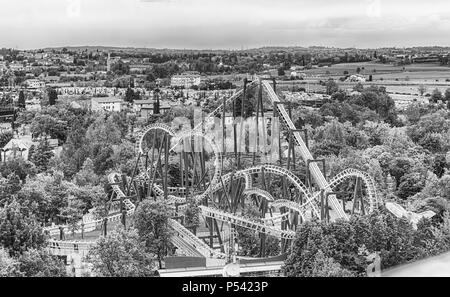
[382,252,450,277]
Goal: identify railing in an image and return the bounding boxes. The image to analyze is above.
[199,206,295,240]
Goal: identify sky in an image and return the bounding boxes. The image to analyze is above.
[1,0,450,50]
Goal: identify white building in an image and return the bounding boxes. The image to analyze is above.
[91,97,123,112]
[25,79,46,89]
[25,98,42,111]
[171,73,201,88]
[1,136,35,161]
[9,62,25,72]
[346,75,366,83]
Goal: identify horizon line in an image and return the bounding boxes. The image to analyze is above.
[6,44,450,52]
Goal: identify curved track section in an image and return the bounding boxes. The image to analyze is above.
[199,206,295,240]
[309,168,379,214]
[261,80,348,220]
[243,188,275,202]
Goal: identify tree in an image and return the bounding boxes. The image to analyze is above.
[444,88,450,101]
[283,208,427,277]
[305,250,355,277]
[0,158,37,182]
[17,171,79,224]
[86,228,156,277]
[124,87,139,103]
[0,200,47,257]
[406,110,450,153]
[234,94,255,118]
[17,249,67,277]
[396,172,425,200]
[73,158,99,187]
[47,88,58,106]
[353,82,364,93]
[0,248,20,276]
[445,89,450,108]
[431,88,443,103]
[111,61,130,76]
[184,202,201,235]
[388,157,413,188]
[59,197,85,238]
[325,79,339,95]
[0,173,21,206]
[277,68,285,76]
[133,200,173,269]
[30,113,68,142]
[153,91,160,115]
[27,145,36,163]
[0,131,13,148]
[29,138,54,173]
[18,90,26,109]
[418,85,427,97]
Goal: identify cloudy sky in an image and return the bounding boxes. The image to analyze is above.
[1,0,450,49]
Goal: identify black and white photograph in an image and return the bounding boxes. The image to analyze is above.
[1,0,450,283]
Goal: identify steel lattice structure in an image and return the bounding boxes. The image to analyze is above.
[46,78,381,261]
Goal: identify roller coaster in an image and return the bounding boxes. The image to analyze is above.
[45,77,381,268]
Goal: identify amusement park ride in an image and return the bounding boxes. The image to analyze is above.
[44,77,381,275]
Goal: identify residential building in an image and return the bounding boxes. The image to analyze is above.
[133,99,154,113]
[25,79,46,89]
[140,102,171,118]
[1,136,35,161]
[9,62,25,72]
[91,97,123,112]
[171,73,201,88]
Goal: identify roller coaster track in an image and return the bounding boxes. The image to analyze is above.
[46,78,379,261]
[136,79,375,222]
[243,188,275,202]
[168,219,226,258]
[313,168,380,213]
[217,165,319,217]
[199,206,295,240]
[261,80,348,220]
[137,125,222,204]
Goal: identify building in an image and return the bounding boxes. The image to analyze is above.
[139,101,171,118]
[9,62,24,72]
[25,98,42,111]
[346,74,366,83]
[171,73,201,88]
[25,79,46,89]
[133,99,154,113]
[1,136,35,161]
[129,64,151,73]
[91,97,123,112]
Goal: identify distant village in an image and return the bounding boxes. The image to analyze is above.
[1,45,449,162]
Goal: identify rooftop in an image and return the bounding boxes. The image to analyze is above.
[91,97,123,104]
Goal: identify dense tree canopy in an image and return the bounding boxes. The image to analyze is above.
[86,228,156,277]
